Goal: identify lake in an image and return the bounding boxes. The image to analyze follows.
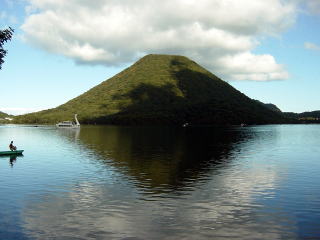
[0,125,319,239]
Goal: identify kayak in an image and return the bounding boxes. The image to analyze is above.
[0,150,24,156]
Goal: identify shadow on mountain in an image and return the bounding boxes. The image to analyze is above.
[91,58,286,125]
[77,125,252,194]
[92,83,185,124]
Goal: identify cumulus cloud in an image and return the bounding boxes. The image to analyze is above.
[21,0,297,81]
[304,42,320,51]
[305,0,320,14]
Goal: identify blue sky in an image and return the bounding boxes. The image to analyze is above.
[232,12,320,113]
[1,0,320,115]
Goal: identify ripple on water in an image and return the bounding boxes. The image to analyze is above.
[0,125,320,239]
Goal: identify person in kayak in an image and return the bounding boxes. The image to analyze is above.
[9,141,17,151]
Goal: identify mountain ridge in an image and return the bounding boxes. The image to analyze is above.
[0,111,11,118]
[284,110,320,123]
[14,54,290,125]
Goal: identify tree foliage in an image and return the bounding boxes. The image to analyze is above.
[0,111,10,118]
[0,27,14,69]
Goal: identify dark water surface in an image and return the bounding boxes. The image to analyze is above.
[0,125,319,239]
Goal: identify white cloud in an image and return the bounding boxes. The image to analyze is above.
[304,42,320,51]
[21,0,297,81]
[305,0,320,14]
[216,52,290,81]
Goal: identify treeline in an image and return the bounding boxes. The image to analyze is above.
[283,111,320,123]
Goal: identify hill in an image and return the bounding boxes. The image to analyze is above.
[0,111,11,118]
[14,54,290,125]
[263,103,282,112]
[254,100,282,113]
[298,110,320,119]
[284,111,320,123]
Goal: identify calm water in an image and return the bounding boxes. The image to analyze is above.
[0,125,319,240]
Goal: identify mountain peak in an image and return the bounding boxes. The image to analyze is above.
[15,54,287,125]
[140,53,188,60]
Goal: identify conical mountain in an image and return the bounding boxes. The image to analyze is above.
[15,54,288,125]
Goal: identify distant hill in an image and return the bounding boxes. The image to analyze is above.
[254,100,282,113]
[298,111,320,118]
[0,111,11,118]
[284,111,320,123]
[264,103,282,113]
[14,54,291,125]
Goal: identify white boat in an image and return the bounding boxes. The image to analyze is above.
[56,114,80,128]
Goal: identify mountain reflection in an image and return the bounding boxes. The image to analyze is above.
[76,126,253,193]
[21,125,294,240]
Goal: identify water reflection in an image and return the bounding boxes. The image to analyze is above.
[2,125,314,239]
[20,126,295,240]
[56,128,80,143]
[0,154,23,168]
[76,126,254,193]
[9,155,17,167]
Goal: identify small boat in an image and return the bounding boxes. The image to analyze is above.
[56,114,80,128]
[0,150,24,156]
